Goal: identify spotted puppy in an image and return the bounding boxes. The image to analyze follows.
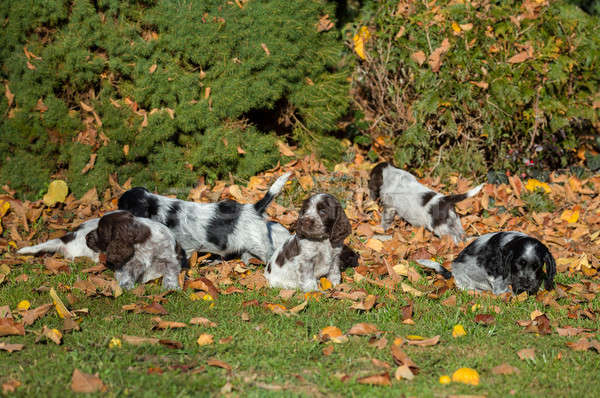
[118,172,292,263]
[369,162,483,243]
[265,194,352,292]
[85,211,186,290]
[417,231,556,295]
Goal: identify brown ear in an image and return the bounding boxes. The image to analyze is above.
[85,229,103,252]
[330,203,351,247]
[105,239,135,269]
[127,220,151,244]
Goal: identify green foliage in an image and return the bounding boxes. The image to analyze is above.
[521,190,556,213]
[354,0,600,175]
[0,0,351,198]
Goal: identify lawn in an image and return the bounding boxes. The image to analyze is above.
[1,158,600,397]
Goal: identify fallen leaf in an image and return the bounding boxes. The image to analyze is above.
[122,335,159,345]
[4,83,14,107]
[277,140,295,157]
[189,317,217,327]
[141,302,168,315]
[71,369,106,393]
[347,323,379,336]
[353,26,371,60]
[452,324,467,338]
[474,313,496,325]
[0,342,24,353]
[401,283,424,297]
[394,364,415,380]
[428,38,451,72]
[390,345,419,374]
[0,318,25,336]
[159,339,183,349]
[322,344,334,356]
[316,14,334,32]
[152,317,187,329]
[197,334,214,346]
[37,326,62,345]
[357,372,391,386]
[350,294,376,311]
[149,63,157,74]
[80,153,97,174]
[411,50,426,65]
[517,348,535,360]
[261,43,270,56]
[492,363,520,375]
[452,367,479,386]
[407,335,440,347]
[207,358,232,372]
[43,180,68,206]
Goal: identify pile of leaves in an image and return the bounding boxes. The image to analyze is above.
[0,0,351,199]
[1,149,599,394]
[352,0,600,176]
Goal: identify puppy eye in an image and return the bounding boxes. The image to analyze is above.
[318,208,327,215]
[518,259,527,266]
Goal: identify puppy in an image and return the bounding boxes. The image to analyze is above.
[18,218,102,261]
[265,194,352,291]
[417,231,556,295]
[85,211,185,290]
[369,162,483,243]
[118,172,292,263]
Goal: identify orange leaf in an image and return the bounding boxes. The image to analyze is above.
[70,369,106,393]
[347,322,379,336]
[411,51,426,65]
[357,372,391,386]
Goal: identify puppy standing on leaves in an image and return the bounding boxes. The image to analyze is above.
[265,194,352,292]
[369,162,483,243]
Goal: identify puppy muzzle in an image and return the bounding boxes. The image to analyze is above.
[296,217,327,240]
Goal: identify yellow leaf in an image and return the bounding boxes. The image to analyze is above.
[0,200,9,217]
[320,326,343,339]
[439,375,451,384]
[304,291,322,301]
[109,337,122,349]
[452,324,466,338]
[406,335,424,341]
[353,26,371,60]
[401,283,424,297]
[525,179,550,193]
[17,300,30,311]
[49,287,72,319]
[43,180,69,207]
[451,22,461,33]
[319,277,332,290]
[560,208,579,224]
[197,334,214,346]
[202,294,214,302]
[298,175,314,191]
[452,367,479,386]
[366,238,383,252]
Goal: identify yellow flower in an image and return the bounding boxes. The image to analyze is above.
[439,375,451,384]
[452,367,480,386]
[109,337,122,349]
[525,179,551,193]
[17,300,31,311]
[452,324,467,338]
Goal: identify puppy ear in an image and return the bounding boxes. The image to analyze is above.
[543,250,556,290]
[502,249,513,279]
[105,239,135,268]
[128,221,151,244]
[85,229,103,252]
[330,204,351,246]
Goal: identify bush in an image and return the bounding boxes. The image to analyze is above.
[353,0,600,176]
[0,0,351,199]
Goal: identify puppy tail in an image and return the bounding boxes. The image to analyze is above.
[17,239,64,257]
[416,259,452,279]
[253,171,292,215]
[443,183,484,204]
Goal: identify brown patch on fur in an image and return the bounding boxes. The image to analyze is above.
[275,236,300,267]
[368,162,388,200]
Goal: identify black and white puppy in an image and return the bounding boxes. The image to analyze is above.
[118,172,292,263]
[17,218,101,261]
[85,211,185,290]
[417,231,556,295]
[369,162,483,243]
[265,194,352,291]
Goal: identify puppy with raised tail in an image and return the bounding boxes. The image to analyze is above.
[369,162,483,243]
[118,172,292,264]
[265,194,352,292]
[417,231,556,295]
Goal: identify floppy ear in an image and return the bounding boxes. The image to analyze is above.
[127,221,151,244]
[501,249,512,279]
[543,250,556,290]
[330,204,351,247]
[85,229,103,252]
[105,239,135,269]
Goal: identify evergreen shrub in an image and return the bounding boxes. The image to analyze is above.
[0,0,351,198]
[353,0,600,176]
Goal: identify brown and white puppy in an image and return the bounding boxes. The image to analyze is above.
[369,162,483,243]
[85,211,185,290]
[265,194,353,291]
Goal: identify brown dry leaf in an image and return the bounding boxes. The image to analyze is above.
[394,364,415,380]
[428,38,451,72]
[357,372,391,386]
[442,295,457,306]
[21,303,53,326]
[289,300,308,314]
[322,344,334,356]
[556,326,592,337]
[80,101,94,112]
[63,318,81,333]
[350,294,376,311]
[317,14,334,32]
[390,345,419,373]
[277,140,295,157]
[4,83,14,107]
[508,50,531,64]
[149,63,157,74]
[189,317,217,327]
[401,283,424,297]
[207,358,232,372]
[261,43,270,56]
[0,342,24,353]
[517,348,536,360]
[0,318,25,336]
[470,81,489,90]
[278,289,296,300]
[411,50,426,65]
[122,335,159,345]
[38,326,62,344]
[298,175,314,191]
[566,337,600,352]
[406,335,440,347]
[474,313,496,325]
[44,257,69,274]
[492,363,520,375]
[319,326,343,340]
[152,317,187,329]
[347,322,379,336]
[80,153,97,174]
[71,369,106,393]
[141,302,168,315]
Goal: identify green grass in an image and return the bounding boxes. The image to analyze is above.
[2,260,600,397]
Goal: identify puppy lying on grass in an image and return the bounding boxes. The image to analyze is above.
[369,162,483,243]
[417,231,556,295]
